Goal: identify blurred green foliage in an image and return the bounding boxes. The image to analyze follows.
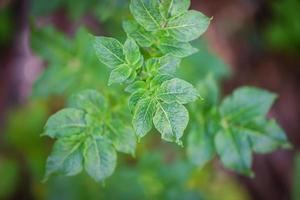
[265,0,300,53]
[293,152,300,200]
[30,0,129,21]
[3,19,250,199]
[0,0,294,198]
[4,101,250,199]
[0,6,14,46]
[0,157,19,199]
[31,26,109,98]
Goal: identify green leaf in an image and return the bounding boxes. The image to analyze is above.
[83,137,117,182]
[197,74,219,108]
[124,38,141,65]
[245,119,291,153]
[159,0,190,19]
[153,102,189,144]
[125,81,147,93]
[158,55,181,75]
[132,97,156,139]
[107,120,137,156]
[43,89,135,182]
[215,128,253,176]
[31,26,105,98]
[128,90,146,112]
[150,74,173,88]
[220,87,277,125]
[157,78,199,104]
[130,0,163,31]
[44,108,86,138]
[158,38,198,58]
[187,124,215,168]
[165,10,210,42]
[68,89,107,114]
[108,64,132,85]
[215,87,285,176]
[145,57,160,72]
[94,36,125,68]
[44,135,84,181]
[122,20,155,47]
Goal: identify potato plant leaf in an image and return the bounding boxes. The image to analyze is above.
[215,87,290,176]
[39,0,290,184]
[43,90,136,182]
[153,102,189,144]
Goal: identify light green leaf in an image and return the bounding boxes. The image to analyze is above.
[122,20,155,47]
[157,78,199,104]
[124,38,141,65]
[158,55,181,74]
[245,119,291,153]
[107,120,137,156]
[44,108,86,138]
[128,90,146,112]
[68,89,107,114]
[165,10,210,42]
[159,0,190,19]
[145,57,160,72]
[44,135,84,181]
[94,36,125,68]
[215,128,253,176]
[187,125,215,168]
[83,137,117,182]
[125,70,138,84]
[220,87,277,125]
[108,64,132,85]
[130,0,163,31]
[150,74,173,88]
[153,102,189,143]
[158,38,198,57]
[132,97,156,138]
[125,81,147,93]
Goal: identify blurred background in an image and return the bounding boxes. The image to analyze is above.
[0,0,299,199]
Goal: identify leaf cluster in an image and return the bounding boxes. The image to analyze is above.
[187,76,291,176]
[40,0,291,182]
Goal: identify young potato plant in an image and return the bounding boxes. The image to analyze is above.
[41,0,291,183]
